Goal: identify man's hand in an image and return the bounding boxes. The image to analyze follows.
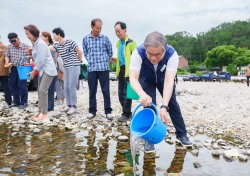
[139,93,152,107]
[110,57,116,63]
[4,62,12,68]
[159,108,169,125]
[26,47,33,53]
[28,70,36,80]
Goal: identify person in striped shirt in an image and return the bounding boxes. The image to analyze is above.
[82,18,113,120]
[50,27,83,115]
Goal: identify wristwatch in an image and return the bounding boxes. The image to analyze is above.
[160,105,169,112]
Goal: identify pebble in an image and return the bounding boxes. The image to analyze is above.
[33,128,41,134]
[118,136,129,142]
[193,162,202,168]
[212,150,221,156]
[239,154,248,162]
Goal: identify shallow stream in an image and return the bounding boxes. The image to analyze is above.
[0,124,249,176]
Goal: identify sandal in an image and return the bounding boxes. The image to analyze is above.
[31,112,40,119]
[36,114,48,122]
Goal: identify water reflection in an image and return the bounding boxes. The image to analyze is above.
[166,145,187,175]
[0,124,250,175]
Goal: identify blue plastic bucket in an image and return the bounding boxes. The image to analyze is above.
[130,103,167,144]
[17,65,32,80]
[17,56,32,80]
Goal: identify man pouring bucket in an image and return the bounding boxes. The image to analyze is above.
[129,31,192,153]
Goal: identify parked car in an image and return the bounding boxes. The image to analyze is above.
[218,72,231,82]
[199,72,220,82]
[109,72,117,81]
[183,74,200,81]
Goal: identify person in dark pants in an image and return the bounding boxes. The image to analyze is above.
[130,32,192,153]
[246,64,250,87]
[82,18,113,120]
[88,71,112,118]
[48,76,57,111]
[4,33,30,109]
[111,21,137,122]
[0,41,12,107]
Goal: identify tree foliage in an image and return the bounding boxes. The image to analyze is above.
[165,19,250,64]
[204,45,237,69]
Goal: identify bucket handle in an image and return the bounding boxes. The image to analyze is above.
[19,56,29,66]
[132,102,159,119]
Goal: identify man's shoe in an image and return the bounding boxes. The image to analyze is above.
[60,107,70,113]
[87,113,95,119]
[18,103,28,109]
[106,113,114,120]
[144,141,155,153]
[118,115,130,122]
[67,107,77,115]
[10,104,19,108]
[176,136,192,147]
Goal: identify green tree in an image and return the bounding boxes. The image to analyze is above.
[204,45,237,69]
[226,63,238,75]
[234,48,250,66]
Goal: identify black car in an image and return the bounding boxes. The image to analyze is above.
[183,74,200,81]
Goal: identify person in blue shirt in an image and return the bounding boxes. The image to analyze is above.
[130,31,192,153]
[82,18,113,120]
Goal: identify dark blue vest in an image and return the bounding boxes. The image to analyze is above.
[137,44,176,86]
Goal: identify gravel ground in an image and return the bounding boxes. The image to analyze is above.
[0,79,249,143]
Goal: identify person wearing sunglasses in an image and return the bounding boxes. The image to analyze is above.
[129,32,192,153]
[4,33,30,109]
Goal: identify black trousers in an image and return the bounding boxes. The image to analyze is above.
[139,79,187,138]
[0,76,12,105]
[118,66,132,117]
[247,76,250,86]
[88,71,112,115]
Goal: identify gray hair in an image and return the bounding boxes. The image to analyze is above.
[144,31,168,51]
[91,18,103,27]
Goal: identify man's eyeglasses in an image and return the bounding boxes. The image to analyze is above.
[9,39,17,43]
[146,51,164,58]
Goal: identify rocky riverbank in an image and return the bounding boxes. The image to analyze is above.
[0,80,250,161]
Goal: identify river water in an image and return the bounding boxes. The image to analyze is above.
[0,124,249,176]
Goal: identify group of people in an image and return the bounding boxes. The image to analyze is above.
[0,18,192,153]
[0,28,66,123]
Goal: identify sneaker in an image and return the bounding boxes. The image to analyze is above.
[106,113,114,120]
[118,115,130,122]
[176,136,192,147]
[56,101,63,105]
[144,141,155,153]
[67,107,77,115]
[60,107,70,113]
[18,103,28,109]
[87,113,95,119]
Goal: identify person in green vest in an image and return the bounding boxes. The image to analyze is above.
[111,21,137,122]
